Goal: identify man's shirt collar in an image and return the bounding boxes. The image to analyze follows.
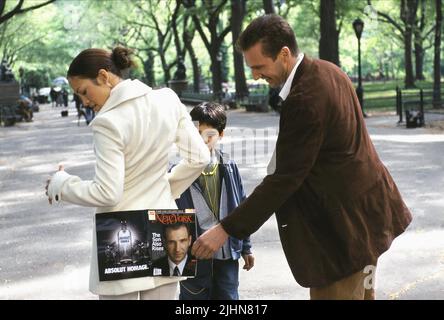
[279,53,304,101]
[168,254,188,275]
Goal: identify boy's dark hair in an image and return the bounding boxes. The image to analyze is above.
[190,102,227,134]
[236,14,298,60]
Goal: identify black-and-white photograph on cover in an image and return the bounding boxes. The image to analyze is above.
[95,209,197,281]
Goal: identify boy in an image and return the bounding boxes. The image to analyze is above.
[175,102,254,300]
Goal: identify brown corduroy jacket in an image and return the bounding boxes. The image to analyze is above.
[221,56,412,288]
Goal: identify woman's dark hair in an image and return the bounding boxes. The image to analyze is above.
[67,46,135,79]
[236,14,298,60]
[190,102,227,134]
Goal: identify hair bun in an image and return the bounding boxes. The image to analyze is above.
[111,46,135,70]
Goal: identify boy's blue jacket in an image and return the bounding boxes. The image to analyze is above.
[174,151,252,258]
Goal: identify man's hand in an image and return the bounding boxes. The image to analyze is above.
[192,223,229,259]
[242,254,255,271]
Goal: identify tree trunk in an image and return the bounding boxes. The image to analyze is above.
[182,1,200,92]
[404,28,415,88]
[210,45,223,101]
[414,34,425,80]
[433,0,442,107]
[159,47,171,84]
[372,0,417,87]
[221,43,229,83]
[183,25,200,92]
[319,0,340,66]
[414,0,426,80]
[171,1,182,57]
[189,0,229,99]
[231,0,248,99]
[143,51,156,87]
[263,0,275,14]
[402,0,418,88]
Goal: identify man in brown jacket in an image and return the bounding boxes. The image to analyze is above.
[192,14,412,300]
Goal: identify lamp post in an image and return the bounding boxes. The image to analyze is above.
[18,67,24,95]
[353,18,366,117]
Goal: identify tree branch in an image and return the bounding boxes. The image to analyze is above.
[167,60,176,71]
[192,14,210,51]
[218,25,231,43]
[171,0,182,55]
[205,0,227,33]
[376,15,405,36]
[165,32,173,51]
[425,23,436,38]
[0,0,24,25]
[279,1,292,18]
[210,0,228,23]
[337,16,344,35]
[0,0,6,17]
[0,0,56,25]
[423,42,434,51]
[15,0,55,14]
[368,0,405,35]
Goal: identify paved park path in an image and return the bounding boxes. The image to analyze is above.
[1,102,443,299]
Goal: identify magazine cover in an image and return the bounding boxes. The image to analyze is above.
[95,209,197,281]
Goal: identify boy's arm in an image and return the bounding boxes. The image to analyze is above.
[174,187,193,210]
[241,237,252,255]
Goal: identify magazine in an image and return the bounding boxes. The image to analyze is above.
[95,209,197,281]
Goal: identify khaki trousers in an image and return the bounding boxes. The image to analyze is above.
[99,282,179,300]
[310,264,377,300]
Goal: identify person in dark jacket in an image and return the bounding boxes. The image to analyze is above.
[50,86,57,107]
[176,102,254,300]
[62,88,69,107]
[192,14,412,300]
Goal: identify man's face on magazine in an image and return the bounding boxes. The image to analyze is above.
[165,226,192,264]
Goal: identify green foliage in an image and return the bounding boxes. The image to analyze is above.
[363,80,441,112]
[2,0,442,93]
[21,68,51,89]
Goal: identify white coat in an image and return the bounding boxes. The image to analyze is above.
[48,79,210,295]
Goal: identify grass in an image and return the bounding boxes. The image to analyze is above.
[359,80,443,113]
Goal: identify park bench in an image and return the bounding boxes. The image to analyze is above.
[239,92,269,112]
[180,91,214,105]
[180,89,269,112]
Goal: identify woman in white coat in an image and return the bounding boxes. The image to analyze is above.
[45,47,210,299]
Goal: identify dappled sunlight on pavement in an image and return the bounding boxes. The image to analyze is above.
[1,106,443,299]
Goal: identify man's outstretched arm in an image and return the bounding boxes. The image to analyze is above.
[192,100,324,259]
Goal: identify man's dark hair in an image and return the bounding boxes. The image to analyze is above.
[190,102,227,134]
[163,223,191,240]
[236,14,298,60]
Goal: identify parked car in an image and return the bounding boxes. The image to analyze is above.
[37,87,51,103]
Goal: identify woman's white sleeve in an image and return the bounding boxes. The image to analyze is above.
[49,118,125,207]
[168,103,210,199]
